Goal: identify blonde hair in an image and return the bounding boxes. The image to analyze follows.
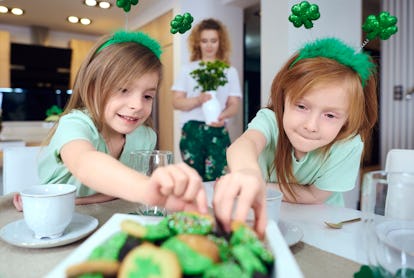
[268,55,378,199]
[188,18,231,64]
[43,33,163,145]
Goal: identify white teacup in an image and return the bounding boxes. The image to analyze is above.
[21,184,76,239]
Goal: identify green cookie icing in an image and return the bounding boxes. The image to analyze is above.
[89,232,128,260]
[127,257,162,277]
[167,212,213,235]
[142,219,172,241]
[207,234,231,261]
[78,274,104,278]
[230,225,257,245]
[232,245,267,276]
[162,237,213,275]
[202,262,249,278]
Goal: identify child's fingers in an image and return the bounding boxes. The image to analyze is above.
[13,193,23,211]
[213,175,240,232]
[195,187,208,214]
[179,165,203,200]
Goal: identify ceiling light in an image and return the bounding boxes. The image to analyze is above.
[11,8,24,15]
[80,18,91,25]
[0,6,8,13]
[84,0,97,7]
[67,16,79,23]
[98,2,111,9]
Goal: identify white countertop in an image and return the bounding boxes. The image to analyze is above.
[204,181,367,265]
[280,202,366,265]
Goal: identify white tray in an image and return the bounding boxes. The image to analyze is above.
[47,213,303,278]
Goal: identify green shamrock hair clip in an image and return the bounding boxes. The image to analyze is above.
[97,30,162,59]
[288,1,320,29]
[291,37,375,87]
[116,0,138,13]
[362,11,398,41]
[170,13,194,34]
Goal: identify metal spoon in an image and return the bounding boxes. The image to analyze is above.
[324,217,361,229]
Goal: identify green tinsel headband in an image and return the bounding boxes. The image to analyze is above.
[97,30,162,59]
[290,37,375,87]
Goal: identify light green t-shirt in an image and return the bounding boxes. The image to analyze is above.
[248,108,363,206]
[38,110,157,197]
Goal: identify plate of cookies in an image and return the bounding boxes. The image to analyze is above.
[47,212,303,278]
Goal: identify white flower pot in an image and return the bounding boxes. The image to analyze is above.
[202,90,221,125]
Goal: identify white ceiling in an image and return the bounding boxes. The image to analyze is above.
[0,0,153,35]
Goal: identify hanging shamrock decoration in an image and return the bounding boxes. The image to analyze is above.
[288,1,320,29]
[362,11,398,40]
[116,0,139,13]
[170,12,194,34]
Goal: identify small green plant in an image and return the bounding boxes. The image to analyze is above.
[45,105,63,122]
[190,60,229,92]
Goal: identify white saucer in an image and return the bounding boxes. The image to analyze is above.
[278,221,303,246]
[0,212,98,248]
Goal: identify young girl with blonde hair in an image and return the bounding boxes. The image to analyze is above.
[214,38,378,236]
[13,31,208,214]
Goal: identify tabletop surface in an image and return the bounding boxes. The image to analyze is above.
[0,185,363,278]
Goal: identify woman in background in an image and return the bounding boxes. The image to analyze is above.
[172,18,242,182]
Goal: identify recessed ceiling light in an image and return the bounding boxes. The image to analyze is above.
[84,0,97,7]
[99,1,111,9]
[11,8,24,15]
[0,6,8,13]
[80,18,91,25]
[67,16,79,24]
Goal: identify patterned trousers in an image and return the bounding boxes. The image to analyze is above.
[179,120,230,181]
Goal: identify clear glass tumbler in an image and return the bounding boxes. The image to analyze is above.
[129,150,173,217]
[361,170,414,277]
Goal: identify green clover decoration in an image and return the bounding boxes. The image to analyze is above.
[170,13,194,34]
[116,0,138,13]
[288,1,320,29]
[362,11,398,40]
[46,105,63,117]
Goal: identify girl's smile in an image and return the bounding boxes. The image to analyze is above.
[103,71,159,138]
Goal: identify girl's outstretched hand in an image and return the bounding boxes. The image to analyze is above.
[213,171,267,238]
[147,162,208,214]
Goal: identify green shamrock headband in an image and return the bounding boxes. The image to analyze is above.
[290,37,375,87]
[97,30,162,59]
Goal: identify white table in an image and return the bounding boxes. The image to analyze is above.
[204,181,366,265]
[280,202,366,264]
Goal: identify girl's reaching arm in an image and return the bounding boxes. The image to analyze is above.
[60,139,208,213]
[213,129,268,237]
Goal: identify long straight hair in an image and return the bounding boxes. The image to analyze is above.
[267,55,378,198]
[43,34,163,145]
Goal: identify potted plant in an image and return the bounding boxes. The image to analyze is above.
[190,60,229,124]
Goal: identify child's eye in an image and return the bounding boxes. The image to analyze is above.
[118,88,128,93]
[145,95,154,100]
[325,113,336,119]
[296,104,306,110]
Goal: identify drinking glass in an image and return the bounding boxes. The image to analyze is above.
[130,150,173,217]
[361,170,414,277]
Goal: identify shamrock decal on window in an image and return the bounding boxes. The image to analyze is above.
[116,0,138,13]
[170,13,194,34]
[288,1,320,29]
[362,11,398,40]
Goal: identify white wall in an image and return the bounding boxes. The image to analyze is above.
[261,0,362,105]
